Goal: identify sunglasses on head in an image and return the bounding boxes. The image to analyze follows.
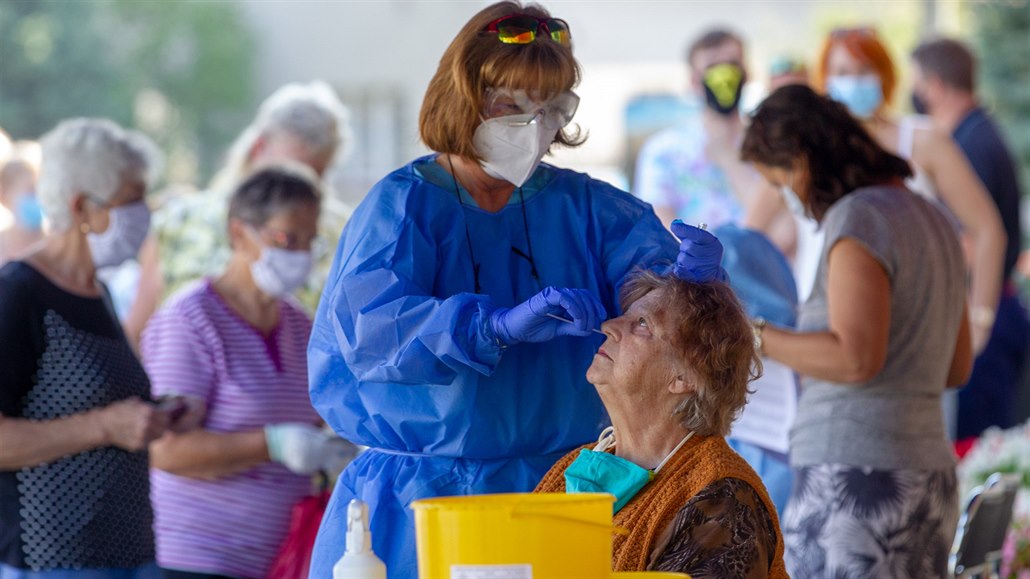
[483,14,571,46]
[830,26,877,39]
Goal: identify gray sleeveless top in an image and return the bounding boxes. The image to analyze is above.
[790,185,966,470]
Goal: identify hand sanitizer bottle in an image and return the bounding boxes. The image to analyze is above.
[333,499,387,579]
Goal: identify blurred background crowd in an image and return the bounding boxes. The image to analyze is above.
[1,1,1028,578]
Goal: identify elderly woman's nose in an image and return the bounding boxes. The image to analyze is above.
[600,317,619,338]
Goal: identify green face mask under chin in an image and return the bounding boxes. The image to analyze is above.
[564,427,695,514]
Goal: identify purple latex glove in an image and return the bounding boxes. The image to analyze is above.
[670,220,729,283]
[490,287,606,346]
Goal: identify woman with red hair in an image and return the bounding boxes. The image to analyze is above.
[809,28,1006,356]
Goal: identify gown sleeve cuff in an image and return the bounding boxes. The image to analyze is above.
[473,301,506,366]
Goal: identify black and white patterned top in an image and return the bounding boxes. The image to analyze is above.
[0,261,155,571]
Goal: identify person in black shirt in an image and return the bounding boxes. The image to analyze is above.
[911,38,1029,441]
[0,119,185,578]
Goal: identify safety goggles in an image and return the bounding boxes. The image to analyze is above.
[482,88,579,130]
[482,14,571,46]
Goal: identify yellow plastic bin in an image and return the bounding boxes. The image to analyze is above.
[412,492,615,579]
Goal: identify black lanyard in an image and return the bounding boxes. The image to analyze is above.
[447,156,540,294]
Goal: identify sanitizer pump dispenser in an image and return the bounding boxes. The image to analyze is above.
[332,499,387,579]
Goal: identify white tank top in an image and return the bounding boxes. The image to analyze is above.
[899,115,939,201]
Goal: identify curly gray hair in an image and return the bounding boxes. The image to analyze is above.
[619,269,761,437]
[213,81,351,190]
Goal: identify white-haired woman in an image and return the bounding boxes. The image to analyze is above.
[124,81,351,346]
[0,118,183,579]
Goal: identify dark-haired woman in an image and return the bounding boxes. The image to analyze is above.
[142,167,354,579]
[741,85,971,578]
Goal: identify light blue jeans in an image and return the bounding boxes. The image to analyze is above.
[727,438,792,516]
[0,564,159,579]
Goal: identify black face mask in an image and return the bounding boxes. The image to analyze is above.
[911,92,929,115]
[701,62,746,115]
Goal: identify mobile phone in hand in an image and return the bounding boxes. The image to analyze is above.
[156,396,188,423]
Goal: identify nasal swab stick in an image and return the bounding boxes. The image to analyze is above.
[546,313,606,335]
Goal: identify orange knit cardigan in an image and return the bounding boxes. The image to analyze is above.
[536,434,789,578]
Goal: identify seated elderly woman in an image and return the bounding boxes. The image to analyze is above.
[536,264,788,578]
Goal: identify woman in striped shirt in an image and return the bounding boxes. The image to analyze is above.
[142,167,354,579]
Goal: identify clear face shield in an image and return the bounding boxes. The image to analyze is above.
[482,88,580,131]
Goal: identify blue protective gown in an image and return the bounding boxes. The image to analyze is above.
[307,157,677,578]
[715,225,797,328]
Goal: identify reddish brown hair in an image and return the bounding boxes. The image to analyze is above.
[418,1,583,160]
[620,270,759,437]
[816,27,897,105]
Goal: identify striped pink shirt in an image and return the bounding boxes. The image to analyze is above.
[141,280,319,578]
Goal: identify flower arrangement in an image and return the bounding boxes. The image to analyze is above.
[957,420,1030,578]
[1002,520,1030,579]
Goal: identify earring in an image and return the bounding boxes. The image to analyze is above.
[80,223,91,234]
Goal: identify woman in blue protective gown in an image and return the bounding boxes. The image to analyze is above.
[307,2,715,577]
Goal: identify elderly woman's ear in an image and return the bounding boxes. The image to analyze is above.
[668,370,697,395]
[226,218,242,250]
[69,194,87,222]
[247,135,268,163]
[71,193,100,233]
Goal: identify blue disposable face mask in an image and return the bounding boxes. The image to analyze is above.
[14,193,43,232]
[826,74,883,119]
[565,427,695,514]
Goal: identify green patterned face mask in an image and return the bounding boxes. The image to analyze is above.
[564,427,695,514]
[702,62,746,115]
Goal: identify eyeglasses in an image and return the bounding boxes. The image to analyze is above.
[87,194,147,210]
[482,88,579,130]
[86,180,148,209]
[483,14,571,46]
[250,225,326,256]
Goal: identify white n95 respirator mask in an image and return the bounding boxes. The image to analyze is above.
[473,113,558,187]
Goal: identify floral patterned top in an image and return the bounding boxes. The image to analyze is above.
[633,120,743,229]
[152,186,350,313]
[652,478,778,578]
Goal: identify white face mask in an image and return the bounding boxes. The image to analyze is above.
[779,173,808,219]
[87,201,151,269]
[473,113,559,187]
[250,247,313,298]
